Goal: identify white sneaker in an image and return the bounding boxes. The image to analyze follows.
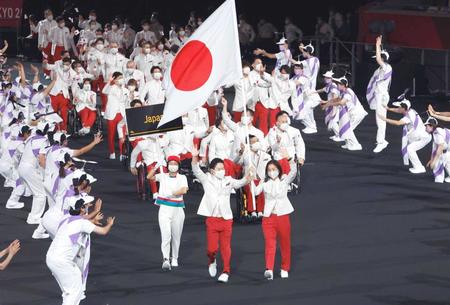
[5,201,24,209]
[264,270,273,280]
[208,260,217,277]
[373,141,389,153]
[341,144,349,150]
[162,259,171,271]
[409,166,426,174]
[330,135,344,142]
[445,177,450,183]
[280,270,289,279]
[257,212,263,218]
[152,192,159,200]
[217,273,229,283]
[347,144,363,151]
[251,211,257,218]
[84,127,91,134]
[32,230,49,239]
[78,127,86,135]
[80,292,86,300]
[109,153,116,160]
[171,258,179,267]
[119,155,126,162]
[4,179,15,188]
[435,178,444,183]
[26,217,41,225]
[302,127,317,134]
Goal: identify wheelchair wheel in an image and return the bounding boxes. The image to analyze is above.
[121,138,131,169]
[67,109,82,137]
[294,166,301,195]
[136,164,150,200]
[234,188,248,223]
[94,107,103,133]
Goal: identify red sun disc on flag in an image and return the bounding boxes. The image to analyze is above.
[170,40,213,91]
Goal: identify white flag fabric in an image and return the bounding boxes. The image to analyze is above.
[158,0,242,127]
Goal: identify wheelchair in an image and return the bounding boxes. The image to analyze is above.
[234,185,261,224]
[135,161,150,201]
[121,137,133,170]
[67,105,103,137]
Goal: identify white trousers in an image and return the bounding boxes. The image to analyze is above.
[42,207,64,239]
[44,173,56,207]
[407,134,432,169]
[46,257,82,305]
[7,183,25,206]
[158,205,185,260]
[434,151,450,182]
[18,163,47,223]
[345,107,368,147]
[375,93,389,144]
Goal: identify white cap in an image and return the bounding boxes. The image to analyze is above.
[424,116,438,126]
[53,131,69,144]
[72,169,97,184]
[67,194,95,209]
[32,82,43,91]
[276,37,288,45]
[323,70,334,78]
[332,76,348,86]
[36,121,49,132]
[392,99,411,109]
[300,43,315,54]
[56,151,71,164]
[372,50,390,60]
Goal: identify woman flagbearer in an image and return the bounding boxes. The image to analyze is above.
[147,155,189,270]
[253,159,297,280]
[191,146,253,283]
[424,117,450,183]
[46,194,114,305]
[377,98,431,173]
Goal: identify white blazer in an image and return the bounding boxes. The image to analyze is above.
[193,163,248,220]
[254,161,297,217]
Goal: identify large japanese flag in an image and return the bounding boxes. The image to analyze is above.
[158,0,242,127]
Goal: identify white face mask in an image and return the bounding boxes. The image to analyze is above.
[116,78,124,86]
[214,169,225,179]
[254,63,262,72]
[144,48,151,54]
[83,84,91,91]
[250,142,261,152]
[153,72,162,80]
[128,85,136,92]
[47,15,53,21]
[90,25,96,30]
[241,116,251,125]
[111,25,118,30]
[242,67,251,75]
[76,67,83,73]
[126,68,135,74]
[179,30,185,36]
[143,25,150,31]
[63,65,70,72]
[110,48,118,55]
[278,122,289,131]
[96,44,104,51]
[89,15,96,21]
[268,169,279,180]
[58,23,65,28]
[158,44,164,51]
[168,164,179,173]
[279,74,289,81]
[279,45,286,51]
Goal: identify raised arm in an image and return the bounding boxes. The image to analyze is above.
[191,146,208,183]
[0,40,8,54]
[254,48,277,59]
[221,98,238,132]
[42,78,57,97]
[375,35,384,67]
[72,133,103,157]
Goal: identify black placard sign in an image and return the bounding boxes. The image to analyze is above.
[125,104,183,138]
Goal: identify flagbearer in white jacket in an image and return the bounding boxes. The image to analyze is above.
[253,158,297,280]
[377,99,431,173]
[267,111,305,175]
[147,155,188,271]
[191,146,253,283]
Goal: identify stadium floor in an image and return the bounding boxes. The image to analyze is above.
[1,93,450,305]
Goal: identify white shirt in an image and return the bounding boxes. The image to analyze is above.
[373,62,392,94]
[47,216,95,262]
[19,134,49,168]
[134,30,157,47]
[163,126,199,157]
[102,84,128,120]
[74,89,97,112]
[275,49,292,70]
[105,30,125,47]
[239,149,271,181]
[400,109,427,140]
[300,56,320,90]
[155,173,188,204]
[267,125,305,161]
[130,137,165,167]
[104,53,128,79]
[44,145,74,178]
[134,53,158,81]
[187,108,209,134]
[48,26,70,49]
[208,130,234,161]
[268,72,295,111]
[193,163,248,219]
[83,48,105,78]
[249,70,271,108]
[123,68,145,89]
[232,77,254,112]
[46,63,76,98]
[254,163,297,217]
[433,127,450,151]
[38,19,57,48]
[140,79,165,105]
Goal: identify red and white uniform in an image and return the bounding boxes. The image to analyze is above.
[140,79,165,105]
[73,88,97,129]
[133,30,157,47]
[267,125,305,174]
[249,70,272,135]
[231,76,254,122]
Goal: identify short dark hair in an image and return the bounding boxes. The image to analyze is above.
[209,158,224,170]
[280,65,290,74]
[112,71,123,79]
[62,57,71,64]
[56,16,64,23]
[95,38,104,44]
[150,66,161,74]
[130,99,143,107]
[265,160,283,182]
[276,110,289,120]
[245,108,254,117]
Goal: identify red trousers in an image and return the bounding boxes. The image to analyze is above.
[78,108,97,128]
[262,214,291,271]
[233,111,243,123]
[106,113,123,154]
[244,179,265,213]
[206,217,233,274]
[91,76,107,112]
[203,103,217,126]
[278,158,291,175]
[253,102,280,135]
[50,94,70,131]
[146,162,167,194]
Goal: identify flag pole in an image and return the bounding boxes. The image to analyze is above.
[241,98,256,212]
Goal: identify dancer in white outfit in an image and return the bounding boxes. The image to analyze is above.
[424,117,450,183]
[377,99,431,173]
